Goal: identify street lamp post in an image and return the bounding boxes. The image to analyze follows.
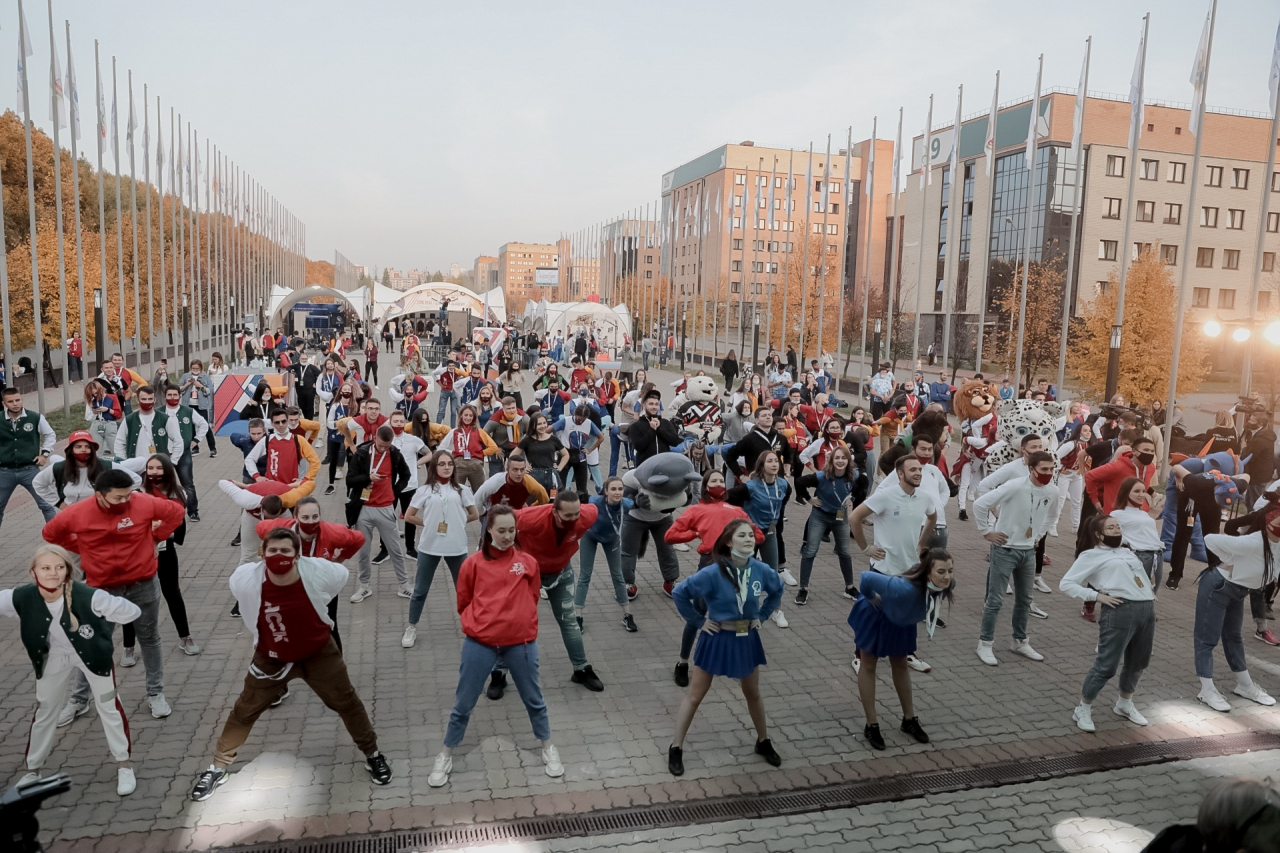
[93,288,106,370]
[680,308,687,371]
[229,297,236,366]
[182,293,191,369]
[870,318,883,387]
[751,309,761,377]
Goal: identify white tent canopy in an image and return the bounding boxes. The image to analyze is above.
[268,285,366,328]
[381,282,506,325]
[540,301,632,354]
[370,283,403,324]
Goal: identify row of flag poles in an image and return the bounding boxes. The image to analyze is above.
[559,1,1280,407]
[4,0,307,415]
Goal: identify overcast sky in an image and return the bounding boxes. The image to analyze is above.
[4,0,1278,274]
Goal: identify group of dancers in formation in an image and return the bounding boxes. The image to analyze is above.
[2,345,1277,801]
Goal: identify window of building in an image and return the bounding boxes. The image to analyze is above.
[1207,165,1223,187]
[1201,206,1219,228]
[1099,240,1118,261]
[1193,287,1211,307]
[733,216,742,229]
[752,261,764,272]
[1197,247,1215,267]
[730,281,741,293]
[1169,162,1186,183]
[826,242,838,254]
[733,194,743,208]
[1266,252,1277,273]
[1219,288,1236,308]
[826,223,839,235]
[812,223,824,233]
[731,260,742,272]
[1106,155,1125,177]
[1228,209,1245,230]
[1104,197,1122,219]
[1224,249,1241,270]
[1165,203,1182,225]
[754,282,763,294]
[735,174,745,185]
[1136,201,1155,222]
[1273,171,1280,192]
[812,201,825,213]
[1162,244,1178,266]
[766,240,778,251]
[830,203,840,214]
[732,238,743,250]
[1233,168,1250,189]
[1132,242,1152,261]
[1140,159,1159,180]
[1096,281,1111,296]
[753,240,765,251]
[645,270,653,279]
[1269,213,1280,234]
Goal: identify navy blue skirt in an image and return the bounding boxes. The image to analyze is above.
[848,599,917,659]
[693,627,767,679]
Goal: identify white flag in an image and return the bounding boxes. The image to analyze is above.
[126,88,136,145]
[155,114,163,173]
[16,1,32,113]
[1026,60,1043,172]
[1072,50,1087,157]
[920,98,933,190]
[66,41,80,140]
[1128,21,1146,149]
[109,90,118,165]
[50,41,66,129]
[1188,8,1212,138]
[948,87,962,180]
[95,60,105,151]
[1270,19,1280,115]
[984,74,999,176]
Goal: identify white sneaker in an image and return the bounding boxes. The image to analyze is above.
[976,640,998,666]
[1009,639,1044,661]
[427,752,452,787]
[1029,602,1049,619]
[1034,577,1052,594]
[334,469,344,479]
[1233,682,1277,706]
[543,744,565,778]
[397,585,413,599]
[349,585,372,603]
[120,647,137,667]
[906,655,931,673]
[1073,703,1096,732]
[673,543,690,552]
[18,772,40,786]
[57,700,88,728]
[1113,699,1149,725]
[850,657,861,675]
[1198,689,1231,712]
[1005,581,1013,595]
[401,625,417,648]
[779,568,799,587]
[148,694,172,719]
[540,587,548,600]
[771,610,789,628]
[117,767,137,796]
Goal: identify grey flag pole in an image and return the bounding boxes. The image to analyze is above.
[1012,54,1045,388]
[111,59,127,368]
[67,22,86,360]
[815,135,833,370]
[1057,39,1091,396]
[796,144,814,367]
[939,85,963,374]
[95,43,109,358]
[910,94,934,368]
[127,72,141,370]
[143,86,154,364]
[884,108,904,368]
[858,120,877,386]
[19,0,45,412]
[974,71,1001,375]
[156,97,166,353]
[836,125,853,379]
[1240,28,1280,395]
[47,0,68,413]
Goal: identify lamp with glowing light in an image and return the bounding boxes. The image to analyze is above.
[1266,321,1280,346]
[1203,319,1222,337]
[1232,326,1251,342]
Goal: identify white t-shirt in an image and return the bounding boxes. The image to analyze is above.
[1112,506,1164,552]
[408,482,476,556]
[392,432,427,491]
[878,464,950,527]
[862,483,938,576]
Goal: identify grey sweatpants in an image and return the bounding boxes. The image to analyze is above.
[356,504,408,587]
[620,513,680,585]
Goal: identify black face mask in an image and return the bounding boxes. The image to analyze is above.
[1135,451,1155,466]
[1102,534,1123,549]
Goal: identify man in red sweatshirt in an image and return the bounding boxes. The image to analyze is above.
[43,468,186,722]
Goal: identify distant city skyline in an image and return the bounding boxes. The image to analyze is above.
[4,0,1278,272]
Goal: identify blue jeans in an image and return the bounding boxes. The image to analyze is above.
[575,532,626,609]
[608,426,633,476]
[175,451,199,516]
[437,389,459,426]
[446,636,550,748]
[71,574,164,704]
[0,465,56,531]
[925,526,949,551]
[408,552,466,624]
[1194,569,1250,678]
[1135,550,1163,591]
[642,352,651,370]
[799,507,853,588]
[980,545,1035,642]
[756,528,779,570]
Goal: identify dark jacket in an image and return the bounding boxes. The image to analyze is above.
[724,428,792,478]
[629,413,682,464]
[1242,425,1277,486]
[345,440,413,516]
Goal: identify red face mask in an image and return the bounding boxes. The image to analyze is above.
[265,553,296,575]
[392,425,404,435]
[297,521,321,537]
[71,450,93,464]
[100,496,130,515]
[437,472,453,484]
[138,400,154,412]
[1031,470,1054,486]
[704,485,727,501]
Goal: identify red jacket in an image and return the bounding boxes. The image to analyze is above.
[43,492,185,587]
[515,503,598,573]
[256,518,366,562]
[798,403,835,435]
[456,547,541,646]
[1086,448,1155,511]
[665,500,764,555]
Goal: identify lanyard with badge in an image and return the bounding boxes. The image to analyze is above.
[731,563,750,635]
[363,449,386,502]
[762,479,783,533]
[434,483,453,535]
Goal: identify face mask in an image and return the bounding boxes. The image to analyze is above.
[437,471,454,484]
[392,425,404,435]
[138,401,154,412]
[1135,452,1155,466]
[730,547,754,562]
[298,521,321,537]
[101,497,130,515]
[926,581,946,592]
[1102,534,1123,548]
[705,485,726,500]
[264,553,296,576]
[1032,471,1054,486]
[147,474,164,483]
[1129,492,1146,507]
[71,450,93,463]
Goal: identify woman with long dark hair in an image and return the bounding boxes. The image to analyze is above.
[794,444,861,604]
[720,349,739,394]
[84,378,125,453]
[727,450,792,626]
[323,381,360,495]
[121,454,200,658]
[1054,421,1094,534]
[519,412,568,497]
[35,430,140,508]
[1111,476,1165,589]
[425,504,562,787]
[1059,515,1156,732]
[668,518,783,776]
[848,547,954,750]
[574,476,635,631]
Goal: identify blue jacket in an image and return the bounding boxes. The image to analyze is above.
[231,432,267,481]
[848,571,930,629]
[727,478,790,531]
[584,494,633,547]
[673,557,783,627]
[928,381,953,406]
[810,470,855,516]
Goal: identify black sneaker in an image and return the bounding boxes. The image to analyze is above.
[900,716,930,744]
[230,602,240,617]
[844,584,859,600]
[210,450,218,459]
[958,509,968,522]
[1165,576,1180,590]
[364,752,393,785]
[406,548,418,559]
[865,723,886,751]
[325,484,336,496]
[936,618,947,629]
[190,766,230,801]
[270,687,290,707]
[754,738,782,767]
[230,533,241,548]
[191,447,200,456]
[571,665,604,692]
[622,613,638,633]
[372,547,389,565]
[188,511,200,523]
[668,745,684,776]
[673,661,689,687]
[794,588,809,606]
[486,672,506,701]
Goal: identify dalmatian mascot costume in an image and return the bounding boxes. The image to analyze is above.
[673,375,723,445]
[953,379,999,518]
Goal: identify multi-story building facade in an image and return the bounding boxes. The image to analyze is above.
[896,91,1280,369]
[555,237,602,302]
[498,242,559,311]
[474,255,500,293]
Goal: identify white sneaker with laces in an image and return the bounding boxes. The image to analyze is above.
[771,610,789,628]
[1029,602,1049,619]
[117,767,137,796]
[57,700,88,728]
[1113,699,1149,725]
[1233,682,1277,706]
[1005,581,1013,595]
[673,543,690,552]
[148,694,172,719]
[543,744,565,778]
[976,640,998,666]
[18,772,40,786]
[1198,689,1231,712]
[120,647,137,667]
[349,585,372,603]
[779,568,799,587]
[397,585,413,599]
[540,587,548,600]
[1010,638,1044,661]
[850,657,861,675]
[1033,577,1052,594]
[906,655,931,673]
[401,625,417,648]
[1073,703,1096,732]
[335,470,344,479]
[427,752,452,787]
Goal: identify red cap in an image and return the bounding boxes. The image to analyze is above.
[66,429,99,450]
